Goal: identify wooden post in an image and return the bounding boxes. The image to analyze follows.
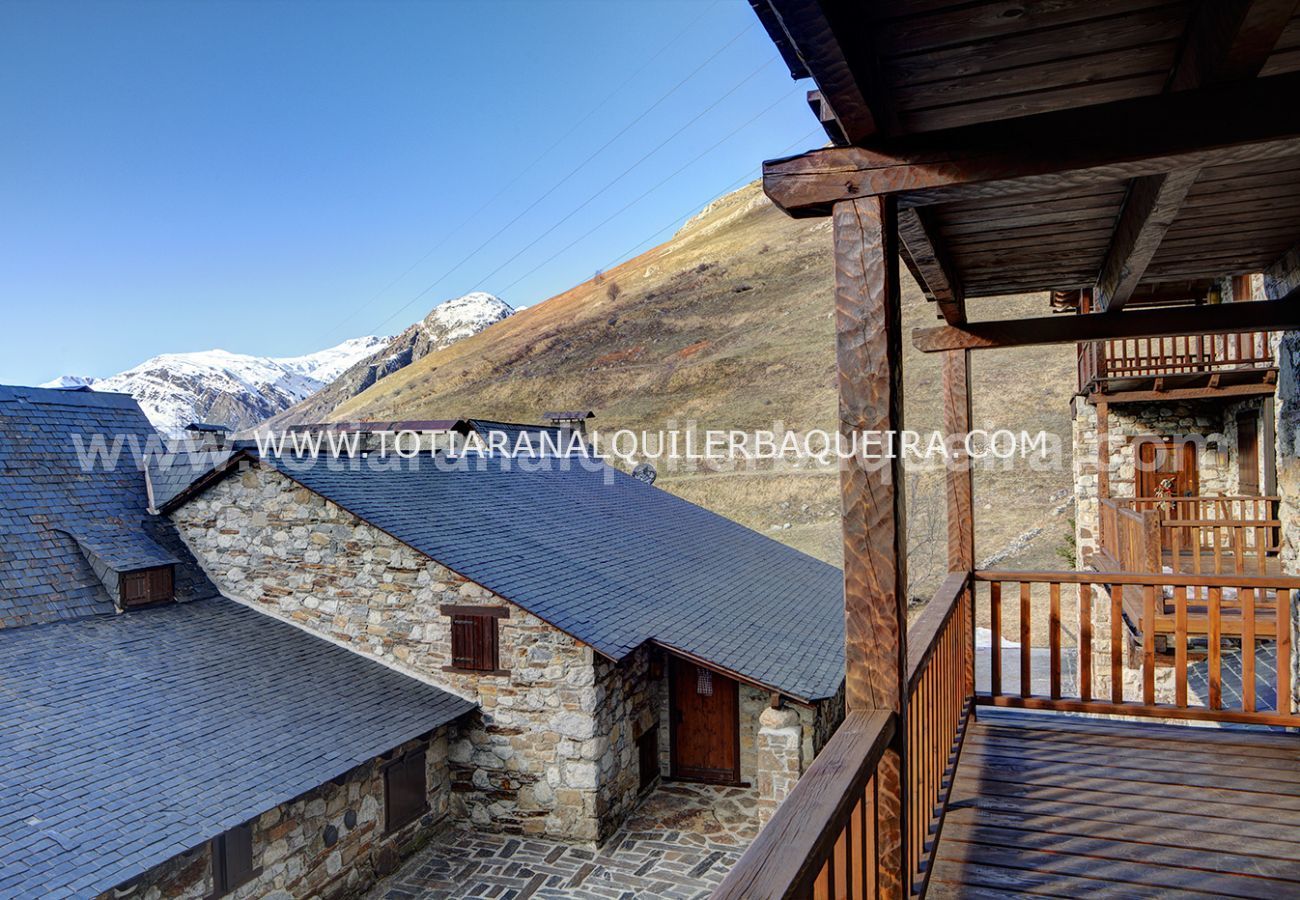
[943,349,976,699]
[833,195,908,898]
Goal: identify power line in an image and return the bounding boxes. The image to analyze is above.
[494,91,805,298]
[455,55,778,304]
[362,20,761,338]
[320,0,726,343]
[581,127,824,286]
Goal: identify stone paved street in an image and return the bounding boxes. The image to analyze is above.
[369,783,758,899]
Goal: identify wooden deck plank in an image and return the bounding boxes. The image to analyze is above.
[963,735,1300,785]
[927,858,1217,899]
[975,709,1300,752]
[944,806,1300,865]
[940,820,1300,883]
[946,789,1300,846]
[949,775,1300,831]
[934,713,1300,897]
[934,837,1286,898]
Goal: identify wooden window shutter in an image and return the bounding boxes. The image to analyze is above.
[211,822,255,896]
[119,565,175,608]
[121,571,149,607]
[384,747,429,833]
[450,614,498,672]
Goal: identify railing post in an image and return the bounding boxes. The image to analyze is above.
[833,195,908,898]
[943,349,976,699]
[1142,509,1162,572]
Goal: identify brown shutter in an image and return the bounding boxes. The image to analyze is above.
[384,747,429,832]
[121,572,149,606]
[450,614,499,671]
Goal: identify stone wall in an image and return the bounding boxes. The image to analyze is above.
[171,464,639,842]
[101,733,450,900]
[1269,244,1300,714]
[1072,396,1262,563]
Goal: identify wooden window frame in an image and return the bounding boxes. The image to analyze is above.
[209,822,258,898]
[383,745,430,834]
[119,564,175,608]
[440,605,509,676]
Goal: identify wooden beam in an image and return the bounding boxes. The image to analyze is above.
[1095,1,1296,312]
[899,207,965,324]
[763,71,1300,215]
[1168,0,1300,91]
[1092,381,1278,404]
[1094,170,1202,312]
[750,0,896,143]
[833,194,907,896]
[912,291,1300,353]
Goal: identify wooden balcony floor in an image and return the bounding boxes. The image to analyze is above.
[928,710,1300,898]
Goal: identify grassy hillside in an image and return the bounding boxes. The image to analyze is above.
[315,183,1077,600]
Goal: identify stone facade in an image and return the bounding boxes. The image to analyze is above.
[101,733,450,900]
[171,464,646,843]
[1269,245,1300,714]
[1072,396,1267,564]
[171,463,844,845]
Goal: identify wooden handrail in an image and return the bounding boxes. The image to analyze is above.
[717,574,976,899]
[974,569,1299,727]
[975,569,1300,588]
[907,572,969,692]
[713,710,895,900]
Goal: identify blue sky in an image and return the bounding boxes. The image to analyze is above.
[0,0,819,385]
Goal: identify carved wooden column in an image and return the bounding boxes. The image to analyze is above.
[833,195,907,897]
[943,349,976,698]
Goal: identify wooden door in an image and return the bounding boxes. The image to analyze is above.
[669,657,739,784]
[1238,414,1260,495]
[1137,440,1199,501]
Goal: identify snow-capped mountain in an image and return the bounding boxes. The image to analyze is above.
[43,336,389,435]
[40,293,515,434]
[40,374,99,389]
[269,292,514,426]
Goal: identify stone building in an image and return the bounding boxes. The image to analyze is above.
[0,386,475,899]
[159,446,847,844]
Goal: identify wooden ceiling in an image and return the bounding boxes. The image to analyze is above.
[752,0,1300,321]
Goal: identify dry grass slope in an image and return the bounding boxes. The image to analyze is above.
[317,183,1078,599]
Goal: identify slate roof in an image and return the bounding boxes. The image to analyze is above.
[0,596,475,899]
[0,385,216,627]
[145,446,247,512]
[259,453,845,700]
[59,524,179,572]
[455,418,575,452]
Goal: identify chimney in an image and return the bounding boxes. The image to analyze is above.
[542,410,595,436]
[184,422,230,450]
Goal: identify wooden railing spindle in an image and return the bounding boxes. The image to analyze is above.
[990,581,1002,696]
[1020,582,1031,698]
[1142,585,1156,706]
[1175,585,1188,707]
[1111,585,1124,704]
[1049,582,1061,700]
[1079,582,1092,702]
[1243,587,1256,714]
[1209,586,1222,711]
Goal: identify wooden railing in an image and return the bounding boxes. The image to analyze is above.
[1079,331,1272,390]
[1099,496,1281,575]
[712,709,895,898]
[715,574,973,899]
[975,569,1300,727]
[1099,498,1160,573]
[903,572,971,897]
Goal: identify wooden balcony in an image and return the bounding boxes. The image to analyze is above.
[1078,332,1276,401]
[716,569,1300,898]
[1098,496,1282,578]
